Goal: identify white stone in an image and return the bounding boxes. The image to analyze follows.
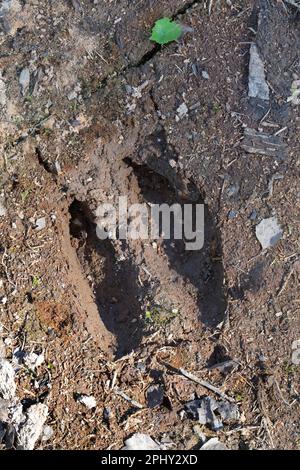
[248,44,269,101]
[19,68,30,96]
[35,217,46,231]
[255,217,283,250]
[0,339,5,358]
[0,199,7,217]
[24,352,45,370]
[16,403,48,450]
[201,438,227,450]
[202,70,210,80]
[0,74,7,107]
[0,359,16,400]
[176,102,188,119]
[41,425,54,442]
[124,433,160,450]
[77,394,97,409]
[292,349,300,366]
[291,340,300,365]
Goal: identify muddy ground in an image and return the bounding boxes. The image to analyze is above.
[0,0,300,450]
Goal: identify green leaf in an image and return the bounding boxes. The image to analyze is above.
[150,18,182,45]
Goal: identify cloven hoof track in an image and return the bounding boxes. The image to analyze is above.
[69,160,227,358]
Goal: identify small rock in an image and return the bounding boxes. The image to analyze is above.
[0,0,23,35]
[8,402,24,427]
[23,352,45,371]
[185,396,239,431]
[67,90,77,101]
[0,73,6,107]
[54,161,62,175]
[19,68,30,96]
[248,44,269,101]
[255,217,283,250]
[41,425,54,442]
[16,403,48,450]
[146,384,164,408]
[176,102,188,120]
[130,81,149,99]
[202,70,210,80]
[136,362,146,373]
[0,339,5,358]
[226,183,240,198]
[201,438,228,450]
[0,359,16,400]
[77,394,96,409]
[218,400,240,422]
[0,199,7,217]
[71,0,83,12]
[123,433,160,450]
[291,349,300,366]
[197,397,223,431]
[227,210,237,220]
[0,398,10,422]
[35,217,46,231]
[67,84,81,101]
[291,339,300,365]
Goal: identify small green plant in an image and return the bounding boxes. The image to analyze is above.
[25,95,33,103]
[41,127,54,137]
[283,362,295,375]
[235,393,244,402]
[150,18,182,45]
[32,275,41,288]
[12,115,23,128]
[212,102,221,114]
[145,304,179,327]
[21,188,30,203]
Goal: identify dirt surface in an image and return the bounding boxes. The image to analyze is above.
[0,0,300,450]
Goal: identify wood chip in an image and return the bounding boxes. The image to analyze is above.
[241,127,287,158]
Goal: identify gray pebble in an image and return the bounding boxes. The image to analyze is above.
[19,68,30,96]
[255,216,283,250]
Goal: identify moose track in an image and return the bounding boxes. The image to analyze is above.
[66,130,227,358]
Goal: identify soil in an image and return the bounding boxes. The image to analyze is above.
[0,0,300,450]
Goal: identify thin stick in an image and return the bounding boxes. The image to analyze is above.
[1,249,16,289]
[161,361,235,403]
[178,368,235,403]
[277,266,294,297]
[114,388,144,409]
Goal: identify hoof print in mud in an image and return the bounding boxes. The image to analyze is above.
[68,158,227,358]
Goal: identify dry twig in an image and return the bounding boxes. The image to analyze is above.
[162,362,235,403]
[114,388,144,409]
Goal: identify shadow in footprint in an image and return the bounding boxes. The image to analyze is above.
[124,159,227,328]
[69,200,144,358]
